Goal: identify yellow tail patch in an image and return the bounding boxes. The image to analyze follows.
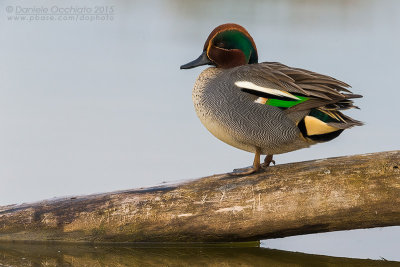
[304,116,340,136]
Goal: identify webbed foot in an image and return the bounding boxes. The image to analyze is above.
[230,147,262,176]
[231,166,260,175]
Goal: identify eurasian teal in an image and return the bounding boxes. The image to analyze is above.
[181,23,362,174]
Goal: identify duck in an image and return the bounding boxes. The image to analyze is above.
[180,23,362,174]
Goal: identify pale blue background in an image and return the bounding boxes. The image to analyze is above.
[0,0,399,261]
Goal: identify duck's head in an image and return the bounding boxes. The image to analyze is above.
[180,23,258,70]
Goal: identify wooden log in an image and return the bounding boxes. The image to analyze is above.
[0,150,399,243]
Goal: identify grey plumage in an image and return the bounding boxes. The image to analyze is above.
[192,62,362,156]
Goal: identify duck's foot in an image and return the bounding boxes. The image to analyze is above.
[261,154,275,169]
[231,166,261,175]
[231,154,275,174]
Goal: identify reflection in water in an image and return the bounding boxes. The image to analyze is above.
[0,243,397,267]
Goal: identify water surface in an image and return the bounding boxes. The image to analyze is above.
[0,243,397,267]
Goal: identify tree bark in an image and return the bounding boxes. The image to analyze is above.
[0,150,399,243]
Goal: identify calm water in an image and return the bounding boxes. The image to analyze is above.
[0,243,398,267]
[1,0,400,262]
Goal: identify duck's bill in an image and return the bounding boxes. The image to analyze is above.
[180,51,213,69]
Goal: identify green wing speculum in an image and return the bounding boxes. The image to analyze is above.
[264,95,309,108]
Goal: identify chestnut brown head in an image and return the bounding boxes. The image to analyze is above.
[181,23,258,70]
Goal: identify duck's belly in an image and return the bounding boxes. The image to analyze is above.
[192,68,310,155]
[195,108,309,155]
[197,114,265,153]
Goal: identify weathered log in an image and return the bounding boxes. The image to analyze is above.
[0,150,399,243]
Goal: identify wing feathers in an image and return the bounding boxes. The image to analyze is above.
[298,83,344,96]
[231,61,362,127]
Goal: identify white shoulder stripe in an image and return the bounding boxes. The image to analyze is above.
[235,81,300,100]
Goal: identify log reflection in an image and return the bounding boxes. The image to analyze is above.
[0,242,397,267]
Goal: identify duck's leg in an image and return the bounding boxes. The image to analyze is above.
[262,154,275,169]
[253,147,262,171]
[232,147,261,175]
